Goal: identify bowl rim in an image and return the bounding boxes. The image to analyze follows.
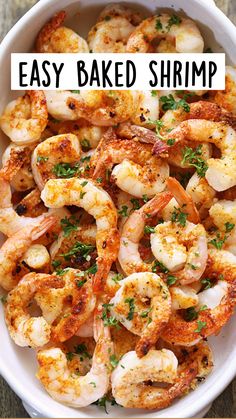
[1,0,236,417]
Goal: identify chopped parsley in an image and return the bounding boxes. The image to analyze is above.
[74,343,92,360]
[152,260,169,274]
[66,352,74,361]
[160,94,190,113]
[167,275,177,286]
[93,396,109,413]
[225,222,235,233]
[60,215,81,237]
[52,162,81,178]
[151,90,158,96]
[167,138,176,146]
[125,298,135,320]
[155,18,163,31]
[96,177,103,183]
[70,90,80,94]
[140,307,152,318]
[109,354,119,369]
[209,235,226,250]
[171,205,188,227]
[144,225,156,234]
[184,307,199,322]
[201,277,213,290]
[167,14,182,31]
[60,242,95,260]
[76,278,87,288]
[181,145,208,177]
[130,198,141,210]
[101,303,120,328]
[194,320,207,333]
[52,260,61,269]
[81,139,91,151]
[111,273,124,283]
[37,156,49,163]
[118,205,129,217]
[76,264,98,277]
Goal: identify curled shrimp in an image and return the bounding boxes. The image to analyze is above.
[0,178,51,237]
[162,249,236,346]
[186,173,216,216]
[111,347,198,410]
[45,90,136,126]
[5,273,64,347]
[92,129,169,198]
[41,178,120,292]
[88,17,135,53]
[37,317,113,407]
[110,272,171,357]
[166,177,200,224]
[118,191,173,275]
[151,220,208,284]
[31,134,82,190]
[209,199,236,254]
[0,215,55,290]
[126,13,204,53]
[155,119,236,192]
[35,11,89,53]
[97,4,142,26]
[0,91,48,145]
[1,144,35,191]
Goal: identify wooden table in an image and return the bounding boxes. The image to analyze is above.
[0,0,236,417]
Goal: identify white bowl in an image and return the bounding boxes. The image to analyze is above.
[1,0,236,417]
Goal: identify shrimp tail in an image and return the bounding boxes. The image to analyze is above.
[167,177,200,224]
[31,215,56,241]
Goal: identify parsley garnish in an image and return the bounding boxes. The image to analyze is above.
[52,260,61,269]
[93,396,109,413]
[152,260,169,274]
[37,156,49,163]
[225,222,235,233]
[140,307,152,318]
[167,138,176,146]
[111,273,124,283]
[74,343,92,360]
[184,307,199,322]
[101,303,120,328]
[70,90,80,94]
[167,14,182,31]
[52,162,81,178]
[181,145,208,177]
[167,275,177,286]
[118,205,128,217]
[194,320,207,333]
[201,277,213,290]
[96,177,103,183]
[171,206,188,226]
[155,18,163,31]
[125,297,135,320]
[60,215,81,237]
[60,242,95,260]
[209,234,226,250]
[109,354,119,369]
[130,198,141,210]
[160,94,190,112]
[144,225,156,234]
[76,278,87,288]
[151,90,158,96]
[81,139,91,151]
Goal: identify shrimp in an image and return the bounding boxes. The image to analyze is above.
[118,191,173,275]
[111,348,197,409]
[186,172,216,214]
[166,177,200,224]
[31,134,82,190]
[170,285,199,310]
[23,244,50,270]
[45,90,136,126]
[0,179,50,237]
[0,91,48,145]
[126,13,204,53]
[212,66,236,115]
[37,317,113,407]
[151,221,207,284]
[155,119,236,192]
[162,249,236,346]
[110,272,171,357]
[15,188,46,217]
[5,273,64,347]
[88,17,135,53]
[97,4,142,26]
[92,130,169,198]
[35,11,89,53]
[0,143,30,180]
[0,215,55,290]
[209,199,236,255]
[130,90,160,127]
[41,178,120,292]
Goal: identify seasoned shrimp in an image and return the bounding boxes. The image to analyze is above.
[5,273,64,347]
[118,191,173,275]
[31,134,82,190]
[131,90,160,127]
[166,177,200,224]
[93,130,169,198]
[170,285,199,310]
[126,13,204,53]
[41,178,120,292]
[88,17,135,53]
[0,91,48,145]
[45,90,136,126]
[212,66,236,115]
[97,4,142,26]
[156,119,236,192]
[186,172,216,215]
[151,221,207,284]
[15,188,46,218]
[1,144,30,181]
[23,244,50,270]
[110,272,171,357]
[209,199,236,254]
[37,317,113,407]
[162,249,236,345]
[0,179,50,237]
[0,216,55,290]
[35,11,89,53]
[112,349,184,409]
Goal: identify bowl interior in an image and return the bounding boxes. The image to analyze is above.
[0,0,236,417]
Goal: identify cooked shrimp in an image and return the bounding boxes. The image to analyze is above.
[93,130,169,198]
[212,66,236,115]
[88,17,135,52]
[156,120,236,192]
[0,91,48,145]
[31,134,82,190]
[45,90,136,126]
[15,188,46,218]
[23,244,50,270]
[209,199,236,254]
[186,172,216,214]
[97,4,142,26]
[1,143,30,180]
[170,285,199,310]
[0,215,55,290]
[110,272,171,357]
[151,221,207,284]
[167,177,200,224]
[126,13,204,53]
[162,249,236,345]
[41,178,120,292]
[37,317,113,407]
[35,11,89,53]
[5,273,64,347]
[130,90,160,128]
[0,179,51,237]
[118,191,173,275]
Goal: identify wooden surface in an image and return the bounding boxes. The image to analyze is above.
[0,0,236,417]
